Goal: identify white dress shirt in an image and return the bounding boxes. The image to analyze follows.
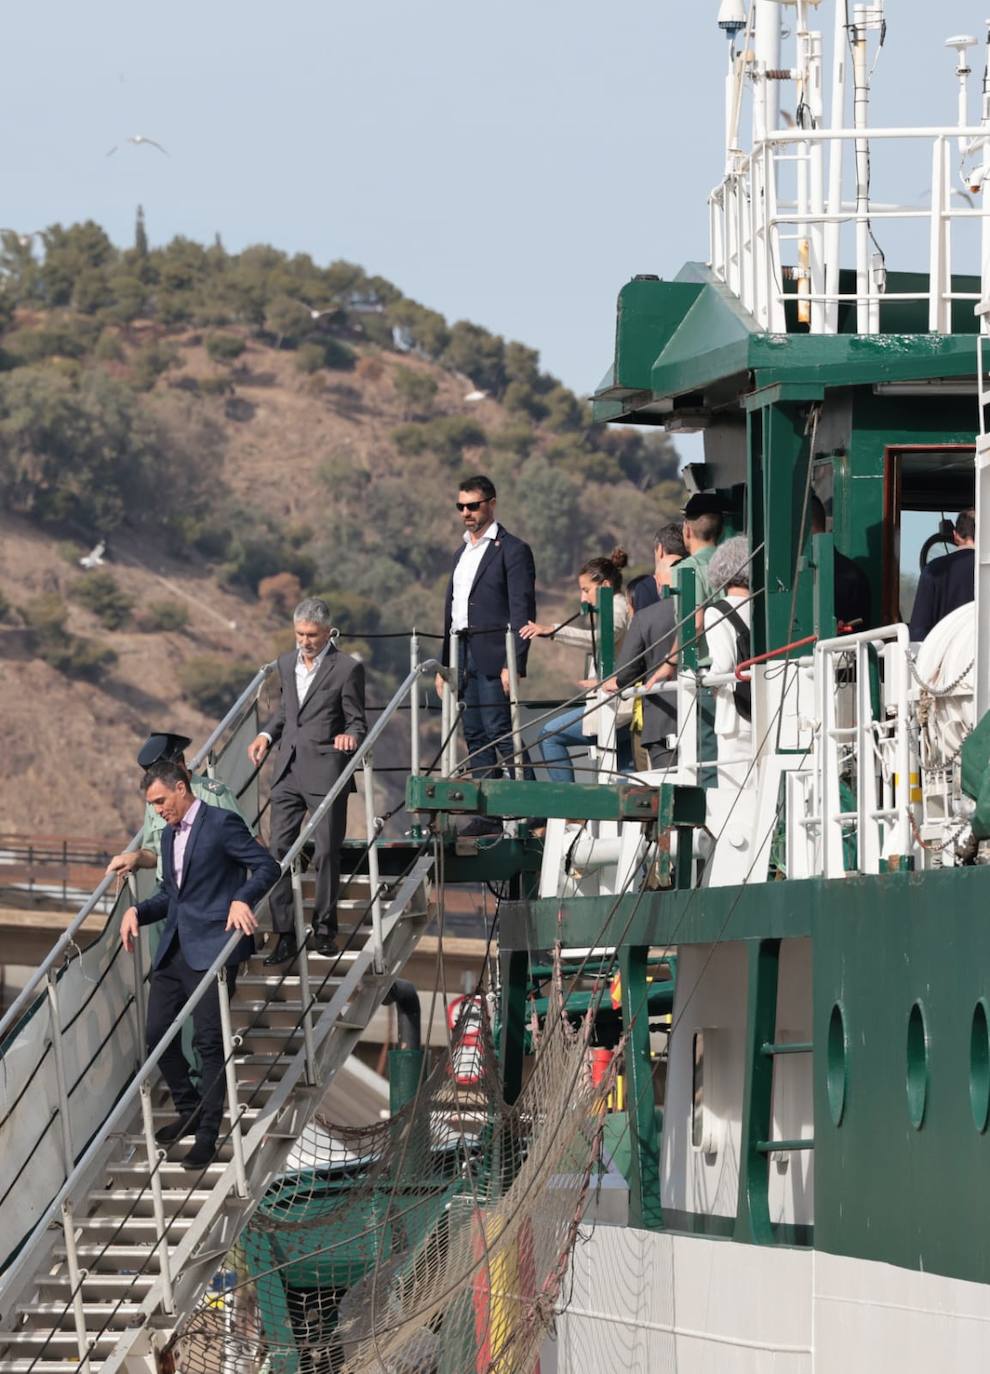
[295,640,332,706]
[172,799,202,888]
[451,522,499,632]
[260,641,333,745]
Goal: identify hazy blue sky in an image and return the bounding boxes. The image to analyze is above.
[0,2,984,395]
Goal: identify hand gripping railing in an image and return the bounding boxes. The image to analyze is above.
[0,659,440,1362]
[0,661,276,1050]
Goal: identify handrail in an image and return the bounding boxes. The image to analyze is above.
[0,661,275,1048]
[735,633,818,681]
[3,657,442,1265]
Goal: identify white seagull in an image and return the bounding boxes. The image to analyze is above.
[299,301,337,320]
[79,540,107,570]
[464,388,488,403]
[107,134,169,158]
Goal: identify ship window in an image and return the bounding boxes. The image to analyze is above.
[906,1000,930,1130]
[883,445,975,625]
[970,999,990,1133]
[826,1001,847,1126]
[691,1031,704,1149]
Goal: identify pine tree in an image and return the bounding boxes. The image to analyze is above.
[134,205,148,259]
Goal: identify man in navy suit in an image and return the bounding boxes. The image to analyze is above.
[121,761,280,1168]
[909,509,975,642]
[435,474,536,835]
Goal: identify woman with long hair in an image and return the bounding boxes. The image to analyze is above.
[520,547,633,782]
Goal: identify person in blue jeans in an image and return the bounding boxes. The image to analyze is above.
[520,548,634,783]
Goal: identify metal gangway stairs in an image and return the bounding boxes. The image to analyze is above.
[0,655,440,1374]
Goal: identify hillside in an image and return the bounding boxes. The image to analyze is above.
[0,219,682,840]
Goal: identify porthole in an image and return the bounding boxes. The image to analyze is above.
[826,1001,847,1126]
[970,1000,990,1133]
[906,1001,929,1130]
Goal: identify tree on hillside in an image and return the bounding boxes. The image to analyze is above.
[443,321,506,395]
[134,205,149,260]
[0,367,218,534]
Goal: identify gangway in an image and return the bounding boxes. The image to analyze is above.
[0,658,439,1374]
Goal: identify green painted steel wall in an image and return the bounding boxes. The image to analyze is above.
[812,866,990,1285]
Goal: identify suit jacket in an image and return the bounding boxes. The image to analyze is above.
[262,646,367,794]
[442,526,536,678]
[136,806,280,970]
[909,547,974,642]
[614,596,678,748]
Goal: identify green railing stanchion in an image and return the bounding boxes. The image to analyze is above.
[619,943,663,1231]
[735,938,781,1245]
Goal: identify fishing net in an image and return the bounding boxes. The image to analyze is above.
[168,952,617,1374]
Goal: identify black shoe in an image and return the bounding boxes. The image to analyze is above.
[263,933,298,966]
[314,928,338,958]
[155,1108,201,1145]
[182,1136,217,1169]
[458,816,502,837]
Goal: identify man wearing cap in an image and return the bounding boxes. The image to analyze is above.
[107,733,245,882]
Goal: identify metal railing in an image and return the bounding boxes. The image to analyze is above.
[807,625,915,876]
[0,663,277,1050]
[0,660,440,1362]
[710,126,990,335]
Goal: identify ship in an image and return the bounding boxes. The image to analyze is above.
[2,0,990,1369]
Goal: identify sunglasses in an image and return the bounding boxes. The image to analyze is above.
[456,500,487,512]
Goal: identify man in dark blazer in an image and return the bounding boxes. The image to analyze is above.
[909,509,975,642]
[435,474,536,835]
[121,761,279,1168]
[248,597,367,964]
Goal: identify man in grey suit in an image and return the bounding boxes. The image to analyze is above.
[248,598,367,964]
[604,523,686,769]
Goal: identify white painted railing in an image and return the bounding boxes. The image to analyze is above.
[710,127,990,335]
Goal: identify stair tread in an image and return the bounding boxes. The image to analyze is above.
[18,1302,144,1318]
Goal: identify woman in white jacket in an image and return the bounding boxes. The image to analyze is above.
[703,535,753,787]
[521,548,632,782]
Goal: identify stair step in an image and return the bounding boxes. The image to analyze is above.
[0,1362,103,1373]
[35,1275,156,1298]
[69,1216,194,1238]
[88,1189,213,1214]
[17,1301,145,1326]
[101,1160,228,1184]
[52,1243,170,1269]
[0,1330,118,1350]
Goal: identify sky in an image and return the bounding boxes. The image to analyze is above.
[0,1,985,398]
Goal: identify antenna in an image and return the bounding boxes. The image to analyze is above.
[946,33,978,149]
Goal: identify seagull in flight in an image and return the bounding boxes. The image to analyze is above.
[299,301,336,320]
[107,134,169,158]
[79,540,107,570]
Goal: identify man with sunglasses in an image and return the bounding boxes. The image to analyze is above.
[436,474,536,835]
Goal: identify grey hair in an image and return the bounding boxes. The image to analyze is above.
[293,597,334,627]
[707,535,751,593]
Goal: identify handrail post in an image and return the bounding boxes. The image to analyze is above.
[290,861,316,1086]
[60,1199,91,1372]
[444,633,460,777]
[46,969,75,1179]
[409,632,423,840]
[216,970,249,1199]
[505,626,524,781]
[128,875,148,1068]
[363,756,386,974]
[409,631,421,778]
[139,1080,176,1314]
